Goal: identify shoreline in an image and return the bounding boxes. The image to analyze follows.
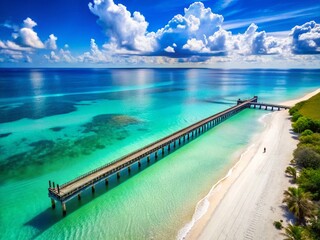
[179,88,320,240]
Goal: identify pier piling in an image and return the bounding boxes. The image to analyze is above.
[62,202,66,216]
[51,198,55,209]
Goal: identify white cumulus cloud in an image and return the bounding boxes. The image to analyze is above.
[78,38,111,63]
[0,17,61,64]
[231,23,284,55]
[182,38,208,52]
[89,0,157,52]
[23,17,37,29]
[44,51,60,62]
[156,2,226,56]
[45,34,58,50]
[164,46,175,53]
[17,21,45,49]
[291,21,320,54]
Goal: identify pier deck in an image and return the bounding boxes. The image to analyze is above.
[237,99,289,110]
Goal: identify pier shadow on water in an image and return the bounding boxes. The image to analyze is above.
[23,144,184,237]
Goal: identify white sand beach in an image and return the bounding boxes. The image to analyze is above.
[184,89,320,240]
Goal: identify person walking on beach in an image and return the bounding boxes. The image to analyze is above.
[263,147,266,153]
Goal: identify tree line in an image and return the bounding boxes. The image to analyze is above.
[274,94,320,240]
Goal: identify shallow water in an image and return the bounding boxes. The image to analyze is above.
[0,68,319,239]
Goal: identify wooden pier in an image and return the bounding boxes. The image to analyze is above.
[48,96,289,215]
[237,99,289,111]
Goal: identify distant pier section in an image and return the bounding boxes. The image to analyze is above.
[237,99,290,111]
[48,96,290,215]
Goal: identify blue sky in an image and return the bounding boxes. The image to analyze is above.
[0,0,319,67]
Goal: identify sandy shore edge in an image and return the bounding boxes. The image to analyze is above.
[180,88,320,240]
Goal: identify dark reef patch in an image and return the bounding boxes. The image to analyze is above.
[0,132,12,138]
[75,103,91,106]
[137,128,149,132]
[0,87,184,124]
[0,100,77,123]
[49,126,65,132]
[29,140,55,148]
[0,114,141,183]
[82,114,140,134]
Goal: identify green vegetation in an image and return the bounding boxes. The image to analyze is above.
[281,224,308,240]
[297,168,320,201]
[277,93,320,239]
[283,187,315,226]
[299,133,320,155]
[274,220,284,230]
[292,93,320,121]
[289,93,320,133]
[294,146,320,169]
[285,166,297,182]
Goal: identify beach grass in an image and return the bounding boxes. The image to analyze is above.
[298,93,320,121]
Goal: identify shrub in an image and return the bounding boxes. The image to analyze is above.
[309,209,320,239]
[289,102,305,116]
[285,166,297,182]
[273,220,283,230]
[299,144,320,155]
[289,106,299,116]
[299,133,320,155]
[299,133,320,144]
[292,112,302,122]
[292,118,320,133]
[294,146,320,169]
[297,168,320,200]
[281,224,308,239]
[311,145,320,155]
[293,117,310,133]
[308,119,320,133]
[301,129,313,137]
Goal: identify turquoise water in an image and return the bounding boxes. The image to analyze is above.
[0,68,319,239]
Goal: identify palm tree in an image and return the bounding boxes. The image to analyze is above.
[283,187,315,226]
[281,224,304,240]
[285,166,297,182]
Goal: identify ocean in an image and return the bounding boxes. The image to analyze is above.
[0,68,319,240]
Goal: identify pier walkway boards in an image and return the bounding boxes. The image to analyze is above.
[48,96,289,215]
